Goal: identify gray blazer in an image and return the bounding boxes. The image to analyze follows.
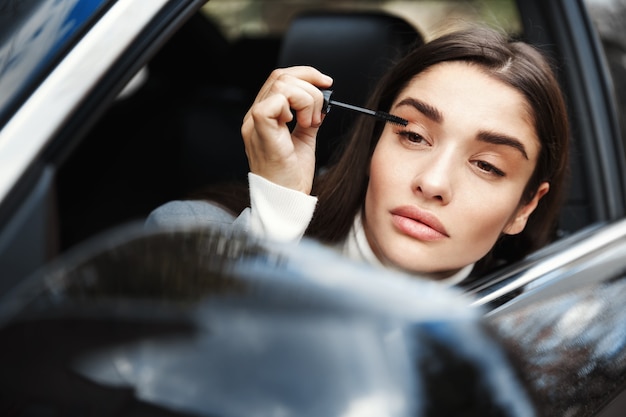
[145,200,239,229]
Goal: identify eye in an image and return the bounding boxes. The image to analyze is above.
[474,160,506,177]
[396,129,431,146]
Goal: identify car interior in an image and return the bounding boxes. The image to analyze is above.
[55,8,428,249]
[54,4,597,260]
[1,0,621,295]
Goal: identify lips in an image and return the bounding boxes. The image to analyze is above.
[390,206,449,241]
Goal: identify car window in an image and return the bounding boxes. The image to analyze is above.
[0,0,112,131]
[47,0,619,286]
[584,0,626,157]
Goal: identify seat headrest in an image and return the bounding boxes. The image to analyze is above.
[277,11,423,167]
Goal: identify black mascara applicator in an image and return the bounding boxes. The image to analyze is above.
[321,89,408,126]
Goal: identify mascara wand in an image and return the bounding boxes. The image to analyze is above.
[321,89,408,127]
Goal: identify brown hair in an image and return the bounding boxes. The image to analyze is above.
[307,26,570,275]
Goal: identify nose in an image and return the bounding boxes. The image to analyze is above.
[413,152,453,204]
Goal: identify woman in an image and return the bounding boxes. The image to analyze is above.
[147,26,569,284]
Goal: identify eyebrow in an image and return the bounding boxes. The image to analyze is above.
[477,131,529,160]
[395,97,443,123]
[396,97,530,160]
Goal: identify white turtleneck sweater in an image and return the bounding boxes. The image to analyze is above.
[146,172,473,285]
[241,173,473,286]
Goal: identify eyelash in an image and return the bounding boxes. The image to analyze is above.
[397,129,430,146]
[473,160,506,177]
[395,129,507,177]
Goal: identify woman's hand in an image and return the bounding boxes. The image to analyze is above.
[241,66,333,194]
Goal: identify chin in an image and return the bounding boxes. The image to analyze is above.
[383,250,469,280]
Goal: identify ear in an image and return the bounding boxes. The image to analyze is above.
[503,182,550,235]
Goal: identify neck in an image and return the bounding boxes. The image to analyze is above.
[353,211,474,285]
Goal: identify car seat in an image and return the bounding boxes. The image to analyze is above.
[276,10,424,169]
[175,10,423,197]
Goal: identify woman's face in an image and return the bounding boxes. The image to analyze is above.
[364,61,549,278]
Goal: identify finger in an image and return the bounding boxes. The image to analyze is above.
[254,66,333,107]
[245,66,332,132]
[273,76,333,127]
[248,80,319,131]
[269,66,333,90]
[243,94,295,164]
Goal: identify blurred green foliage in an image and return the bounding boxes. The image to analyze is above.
[202,0,520,41]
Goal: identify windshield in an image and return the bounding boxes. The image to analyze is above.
[0,0,111,130]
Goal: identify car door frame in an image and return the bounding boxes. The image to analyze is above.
[0,0,207,292]
[518,0,626,226]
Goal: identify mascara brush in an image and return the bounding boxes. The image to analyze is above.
[321,89,408,127]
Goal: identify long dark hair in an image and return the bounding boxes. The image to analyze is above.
[307,26,570,275]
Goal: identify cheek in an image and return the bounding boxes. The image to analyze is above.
[366,142,403,204]
[365,154,382,213]
[458,191,521,242]
[368,137,406,185]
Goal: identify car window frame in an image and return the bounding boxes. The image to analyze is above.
[518,0,626,224]
[0,0,207,285]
